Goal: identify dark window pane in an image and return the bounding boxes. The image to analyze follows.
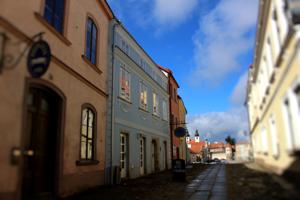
[85,19,97,64]
[91,25,97,64]
[43,0,65,33]
[86,19,92,60]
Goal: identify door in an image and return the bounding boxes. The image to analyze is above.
[139,138,145,175]
[120,133,128,178]
[151,140,158,172]
[164,141,168,170]
[22,86,61,200]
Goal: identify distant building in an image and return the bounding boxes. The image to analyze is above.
[235,142,251,162]
[186,130,209,162]
[209,142,232,160]
[158,66,182,160]
[246,0,300,181]
[178,95,188,161]
[105,19,170,184]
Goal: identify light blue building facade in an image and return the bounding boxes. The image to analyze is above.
[106,20,171,183]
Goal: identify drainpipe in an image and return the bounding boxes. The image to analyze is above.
[168,77,173,166]
[110,19,120,184]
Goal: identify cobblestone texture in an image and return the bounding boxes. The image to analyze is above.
[63,163,300,200]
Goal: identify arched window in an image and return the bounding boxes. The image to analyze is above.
[85,18,98,65]
[80,106,96,160]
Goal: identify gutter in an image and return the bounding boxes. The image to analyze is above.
[110,19,120,184]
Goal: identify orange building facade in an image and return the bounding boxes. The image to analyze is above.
[158,66,184,160]
[0,0,113,199]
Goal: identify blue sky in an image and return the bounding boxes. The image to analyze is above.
[107,0,259,141]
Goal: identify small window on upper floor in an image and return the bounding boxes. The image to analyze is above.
[174,88,177,101]
[153,92,159,116]
[162,100,168,121]
[120,66,131,101]
[85,18,98,65]
[43,0,65,33]
[139,81,148,110]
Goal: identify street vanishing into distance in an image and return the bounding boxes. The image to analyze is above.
[1,0,300,199]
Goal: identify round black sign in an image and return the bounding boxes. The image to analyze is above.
[27,40,51,78]
[174,127,187,138]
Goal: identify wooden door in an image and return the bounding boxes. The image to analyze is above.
[151,140,159,172]
[22,87,60,200]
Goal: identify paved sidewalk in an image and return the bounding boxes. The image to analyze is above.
[63,163,299,200]
[186,164,226,200]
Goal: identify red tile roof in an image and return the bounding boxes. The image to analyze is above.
[209,142,225,149]
[189,141,206,154]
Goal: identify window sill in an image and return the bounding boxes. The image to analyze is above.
[139,107,149,113]
[76,160,99,166]
[81,55,102,75]
[152,113,160,119]
[34,12,71,46]
[118,96,132,104]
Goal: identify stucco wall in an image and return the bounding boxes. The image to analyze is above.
[0,0,111,198]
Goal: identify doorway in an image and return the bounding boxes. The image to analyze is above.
[22,85,62,200]
[139,137,145,176]
[163,141,168,170]
[120,133,128,178]
[151,140,159,173]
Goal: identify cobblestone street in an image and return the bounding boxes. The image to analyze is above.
[63,163,300,200]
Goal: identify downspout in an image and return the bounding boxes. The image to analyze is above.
[110,19,120,184]
[168,77,173,165]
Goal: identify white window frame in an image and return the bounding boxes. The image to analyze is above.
[266,37,274,79]
[269,114,279,158]
[139,81,148,110]
[291,78,300,149]
[153,92,159,116]
[271,7,281,61]
[275,0,288,44]
[282,91,296,153]
[162,100,168,121]
[261,126,269,154]
[120,65,131,102]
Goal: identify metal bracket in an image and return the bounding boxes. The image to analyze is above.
[0,31,45,74]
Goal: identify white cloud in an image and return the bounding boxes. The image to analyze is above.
[153,0,198,26]
[187,107,249,142]
[107,0,198,34]
[191,0,258,85]
[230,71,248,106]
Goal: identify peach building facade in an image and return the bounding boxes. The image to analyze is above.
[0,0,113,199]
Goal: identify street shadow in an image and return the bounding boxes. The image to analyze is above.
[281,154,300,189]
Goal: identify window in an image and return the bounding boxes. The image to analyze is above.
[122,40,129,54]
[43,0,65,33]
[162,100,168,121]
[174,88,176,100]
[80,107,96,160]
[120,66,131,101]
[269,115,279,158]
[282,97,294,152]
[85,18,98,65]
[139,81,148,110]
[261,127,268,154]
[153,92,159,116]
